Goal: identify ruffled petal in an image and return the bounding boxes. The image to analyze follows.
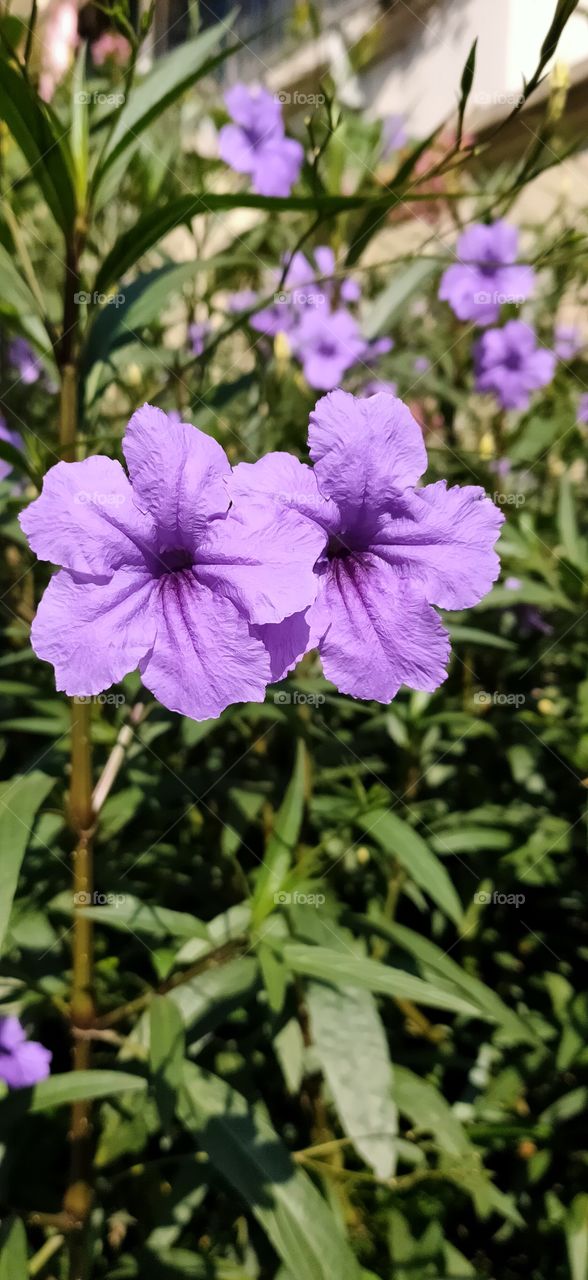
[253,612,312,682]
[195,504,326,624]
[122,405,230,550]
[19,456,155,577]
[31,568,158,696]
[228,452,337,529]
[308,390,427,510]
[218,123,257,174]
[140,573,270,720]
[308,553,450,702]
[371,481,504,609]
[252,137,304,196]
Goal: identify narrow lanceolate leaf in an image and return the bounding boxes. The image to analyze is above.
[93,18,237,188]
[283,944,486,1018]
[361,258,438,339]
[0,1071,147,1118]
[0,772,55,951]
[354,808,463,926]
[566,1194,588,1280]
[306,980,398,1178]
[70,43,90,209]
[0,59,76,234]
[150,995,185,1132]
[252,739,306,926]
[457,39,477,142]
[178,1064,362,1280]
[0,1216,27,1280]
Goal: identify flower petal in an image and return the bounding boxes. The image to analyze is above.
[371,481,504,609]
[308,390,427,510]
[19,457,155,577]
[122,405,230,550]
[31,569,158,696]
[195,504,326,624]
[140,573,269,720]
[228,452,336,528]
[252,137,304,197]
[253,612,312,681]
[309,553,450,702]
[218,123,256,175]
[0,1040,52,1089]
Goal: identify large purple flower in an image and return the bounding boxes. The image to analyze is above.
[20,407,324,720]
[475,321,556,411]
[230,391,503,701]
[290,308,365,390]
[218,84,304,197]
[0,1016,51,1089]
[439,221,535,326]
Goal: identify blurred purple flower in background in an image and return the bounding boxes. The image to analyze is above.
[188,322,210,356]
[0,416,23,483]
[9,338,42,385]
[439,221,535,326]
[360,379,398,397]
[291,309,365,390]
[414,355,430,374]
[475,321,556,410]
[20,407,325,720]
[381,113,407,157]
[0,1017,51,1089]
[231,391,503,700]
[554,324,583,361]
[218,84,304,197]
[577,393,588,424]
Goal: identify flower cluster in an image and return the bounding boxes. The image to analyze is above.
[439,220,556,411]
[20,395,503,719]
[218,84,304,197]
[233,246,391,391]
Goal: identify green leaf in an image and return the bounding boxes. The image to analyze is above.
[283,944,486,1018]
[252,740,306,926]
[0,1216,27,1280]
[558,476,586,568]
[307,979,398,1178]
[71,43,90,208]
[93,19,237,190]
[0,58,75,234]
[150,995,185,1132]
[50,889,210,943]
[0,771,55,951]
[361,258,439,339]
[354,808,463,925]
[566,1194,588,1280]
[457,38,477,142]
[0,1070,147,1119]
[178,1063,362,1280]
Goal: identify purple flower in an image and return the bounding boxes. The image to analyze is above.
[0,416,23,483]
[381,113,407,156]
[0,1016,51,1089]
[229,289,258,313]
[360,379,398,397]
[230,391,503,701]
[439,221,534,326]
[361,336,394,366]
[19,407,324,720]
[9,337,42,385]
[554,324,583,361]
[413,356,430,374]
[475,321,556,411]
[218,84,304,197]
[577,393,588,424]
[290,309,365,390]
[188,322,210,357]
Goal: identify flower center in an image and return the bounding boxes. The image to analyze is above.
[156,547,194,576]
[326,533,352,561]
[504,350,522,371]
[317,340,338,358]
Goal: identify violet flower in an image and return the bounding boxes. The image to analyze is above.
[188,322,210,357]
[577,393,588,424]
[290,308,365,390]
[0,1016,51,1089]
[218,84,304,197]
[0,417,23,483]
[19,407,324,720]
[475,321,556,411]
[9,338,42,385]
[360,380,398,397]
[381,113,407,156]
[439,221,535,326]
[554,324,583,361]
[230,390,503,701]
